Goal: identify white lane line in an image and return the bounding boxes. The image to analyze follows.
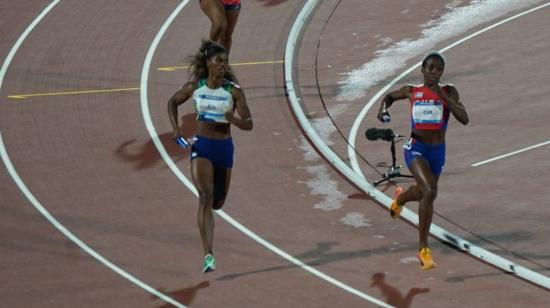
[0,134,186,308]
[140,0,197,193]
[0,2,186,307]
[348,1,550,180]
[282,1,391,307]
[0,1,58,83]
[472,140,550,167]
[287,2,550,290]
[338,0,544,102]
[140,0,392,306]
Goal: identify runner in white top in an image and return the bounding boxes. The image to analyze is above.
[168,40,252,273]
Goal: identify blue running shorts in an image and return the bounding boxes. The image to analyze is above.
[191,135,234,169]
[403,138,446,177]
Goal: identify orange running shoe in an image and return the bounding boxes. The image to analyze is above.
[390,186,404,218]
[418,247,436,270]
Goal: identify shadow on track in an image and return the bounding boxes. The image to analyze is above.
[152,281,210,307]
[371,272,430,308]
[115,113,197,170]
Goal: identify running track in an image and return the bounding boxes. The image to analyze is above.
[1,1,549,307]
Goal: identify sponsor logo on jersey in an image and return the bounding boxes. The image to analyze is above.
[199,94,228,101]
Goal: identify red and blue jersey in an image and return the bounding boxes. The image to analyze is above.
[409,84,451,131]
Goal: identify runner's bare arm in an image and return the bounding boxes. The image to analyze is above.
[377,85,411,121]
[225,87,253,130]
[168,82,196,138]
[438,85,469,125]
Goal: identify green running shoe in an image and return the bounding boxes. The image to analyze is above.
[202,254,216,273]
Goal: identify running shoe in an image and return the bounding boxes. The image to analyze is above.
[418,247,436,270]
[202,254,216,273]
[390,186,404,218]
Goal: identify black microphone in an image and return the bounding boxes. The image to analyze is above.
[365,127,395,141]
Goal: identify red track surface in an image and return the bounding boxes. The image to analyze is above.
[1,1,549,307]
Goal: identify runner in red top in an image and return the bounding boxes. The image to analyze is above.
[376,51,469,270]
[199,0,242,54]
[408,84,452,131]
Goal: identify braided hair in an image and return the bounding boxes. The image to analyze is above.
[189,40,236,82]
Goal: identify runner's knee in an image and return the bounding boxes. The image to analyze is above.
[198,191,213,208]
[211,18,227,38]
[421,185,437,202]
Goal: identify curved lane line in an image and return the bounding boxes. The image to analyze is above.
[0,134,186,308]
[348,2,550,179]
[0,1,186,307]
[139,0,392,306]
[288,1,550,290]
[282,0,391,306]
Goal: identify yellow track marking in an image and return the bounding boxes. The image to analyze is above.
[8,87,140,100]
[157,60,284,71]
[7,60,284,99]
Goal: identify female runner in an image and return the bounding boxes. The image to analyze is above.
[377,51,469,270]
[168,40,253,272]
[199,0,242,54]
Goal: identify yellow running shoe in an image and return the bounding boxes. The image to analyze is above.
[418,247,436,270]
[390,186,404,218]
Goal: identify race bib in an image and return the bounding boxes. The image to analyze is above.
[412,101,443,124]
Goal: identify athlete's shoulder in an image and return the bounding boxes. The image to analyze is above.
[180,81,197,94]
[442,84,460,100]
[441,83,458,93]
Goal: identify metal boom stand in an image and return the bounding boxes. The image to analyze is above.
[373,135,414,186]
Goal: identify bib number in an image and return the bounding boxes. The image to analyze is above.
[412,102,443,124]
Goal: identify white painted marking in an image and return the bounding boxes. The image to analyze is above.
[0,135,186,308]
[340,212,371,228]
[348,1,550,180]
[0,1,59,82]
[300,164,347,211]
[140,0,392,305]
[399,256,419,264]
[472,140,550,167]
[338,0,544,101]
[0,4,186,306]
[139,0,197,194]
[297,104,348,210]
[285,0,550,289]
[296,92,349,211]
[298,104,348,162]
[283,1,393,307]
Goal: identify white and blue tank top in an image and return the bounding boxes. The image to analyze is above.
[193,79,236,123]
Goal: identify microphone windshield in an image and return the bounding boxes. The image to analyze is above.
[365,128,395,141]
